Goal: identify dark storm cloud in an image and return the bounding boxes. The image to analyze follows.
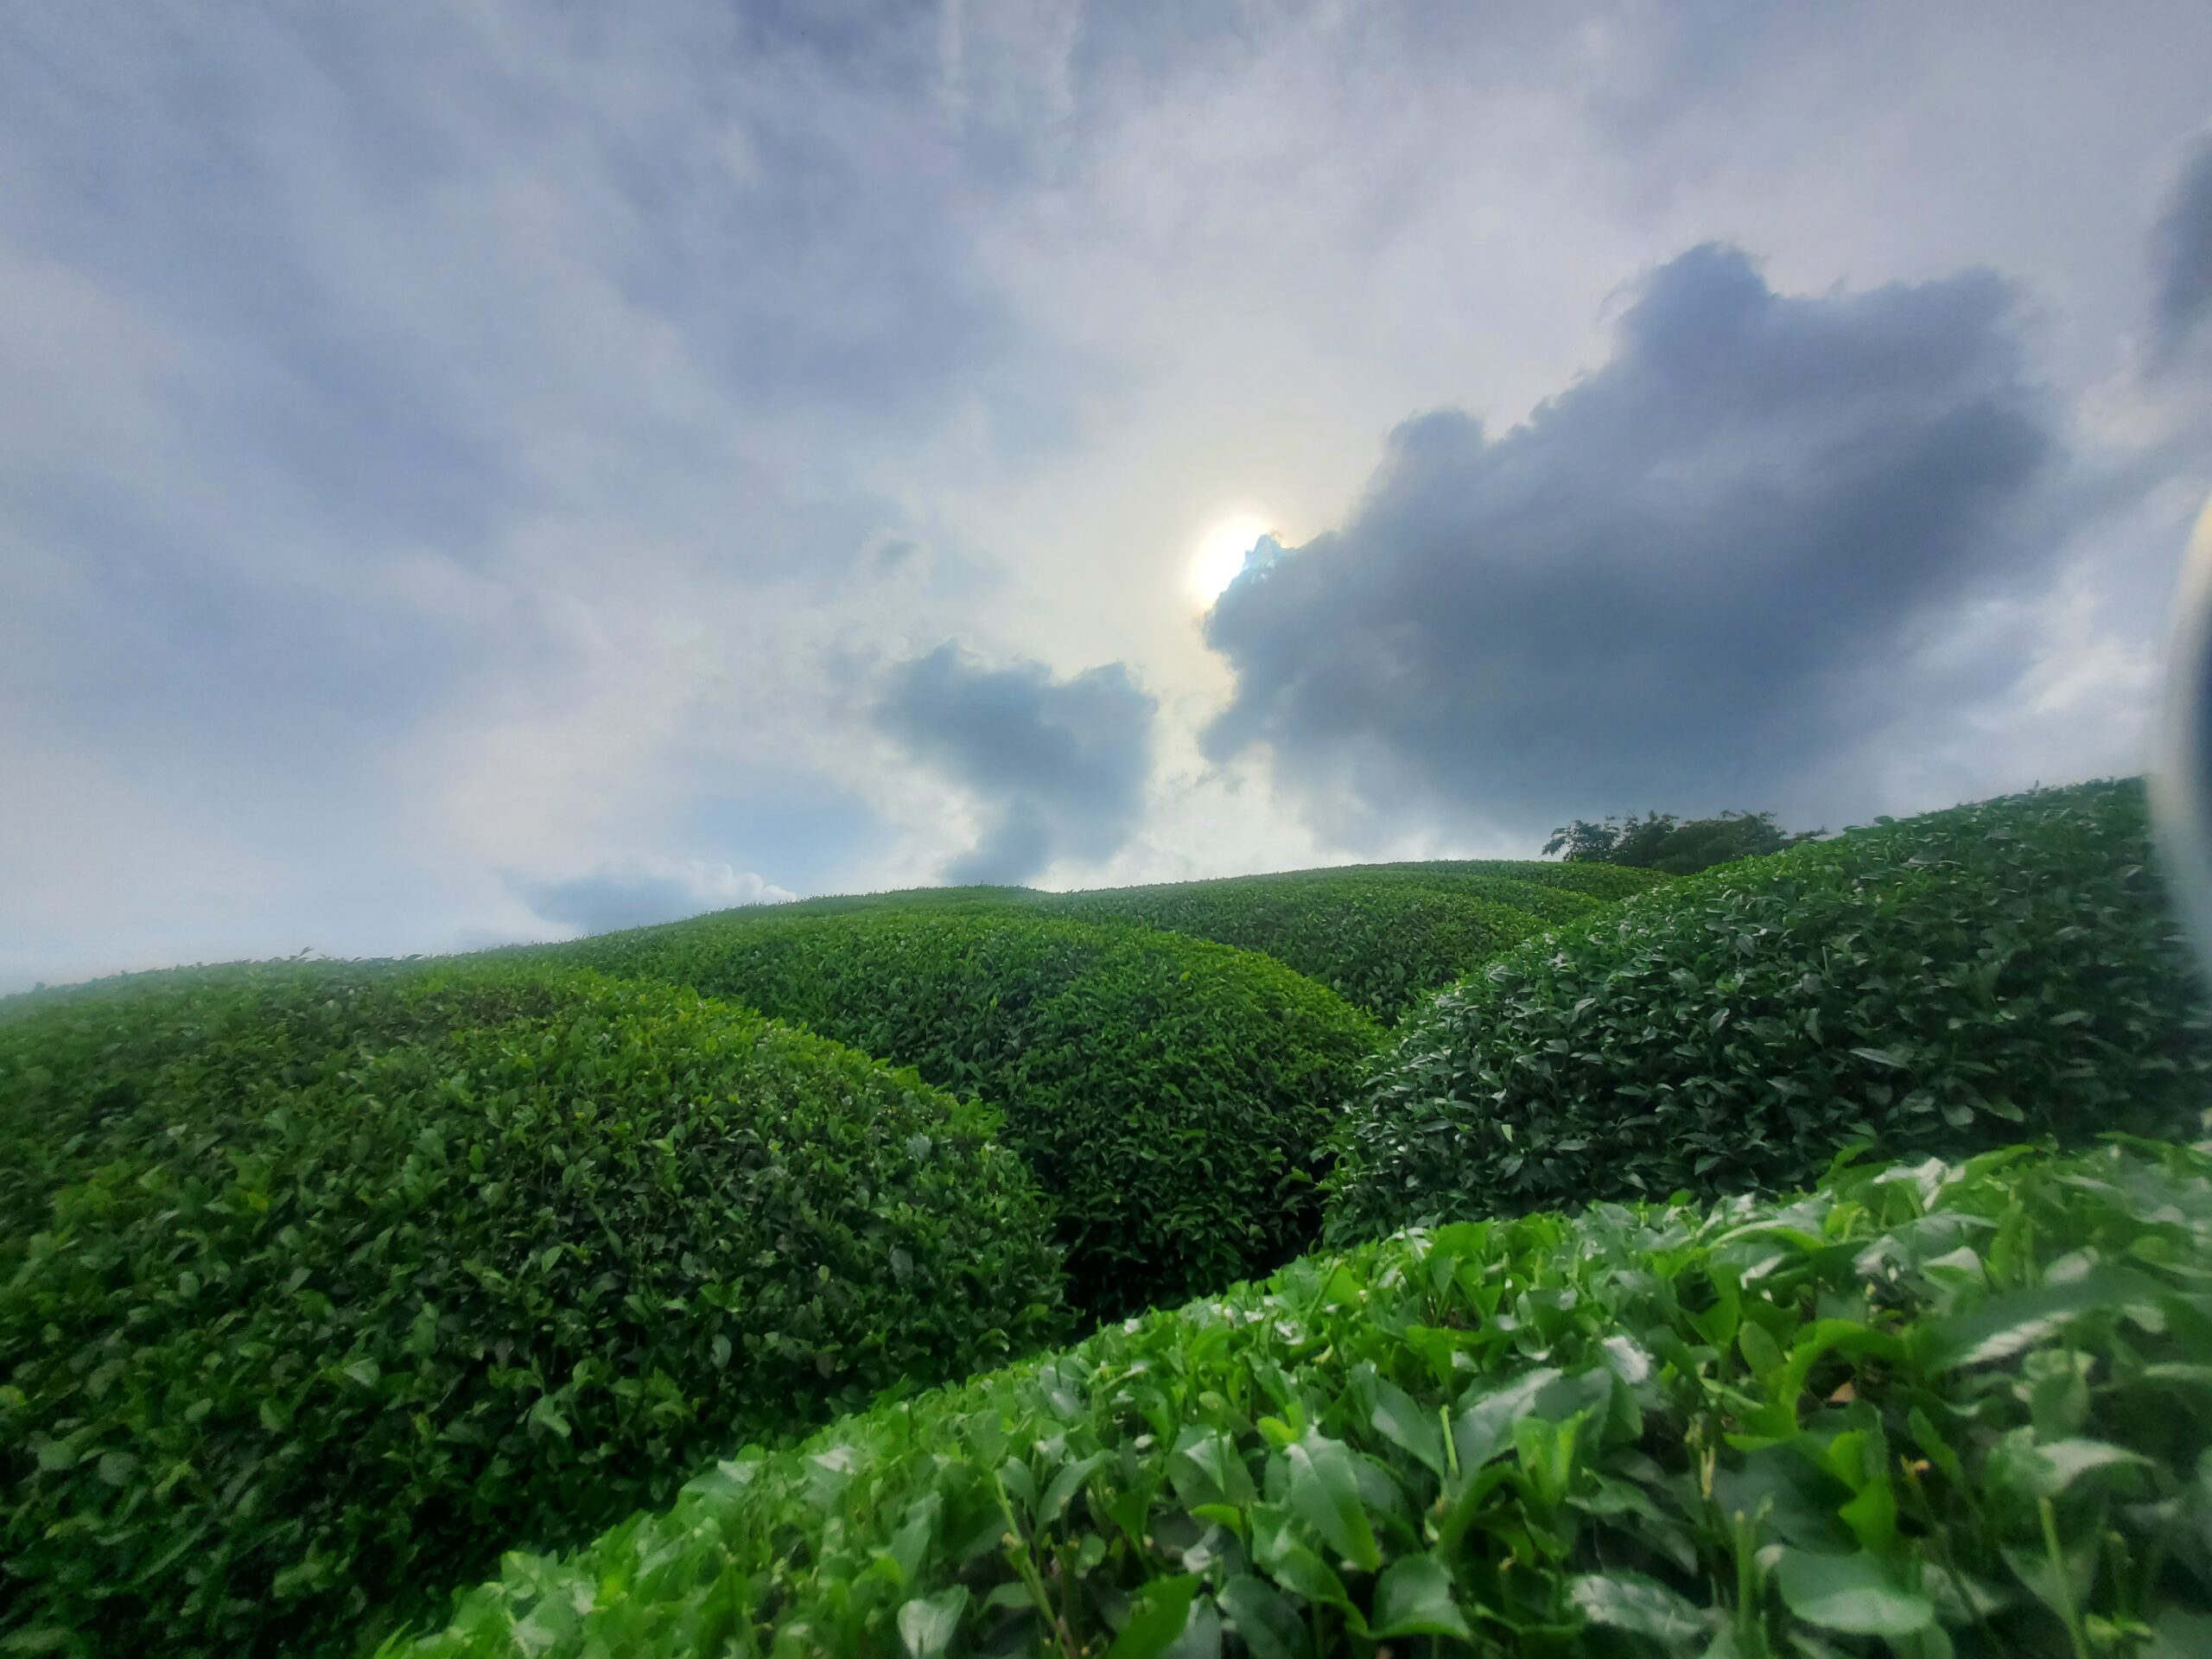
[1201,243,2062,842]
[875,644,1157,884]
[2151,132,2212,365]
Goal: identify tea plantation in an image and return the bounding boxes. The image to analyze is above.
[1038,874,1586,1020]
[391,1140,2212,1659]
[0,963,1065,1656]
[1328,779,2212,1241]
[535,909,1382,1319]
[4,778,2210,1657]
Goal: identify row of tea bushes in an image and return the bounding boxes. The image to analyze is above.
[543,911,1383,1319]
[0,963,1066,1658]
[390,1138,2212,1657]
[690,862,1633,1024]
[1039,873,1587,1021]
[1327,779,2212,1241]
[1345,857,1674,901]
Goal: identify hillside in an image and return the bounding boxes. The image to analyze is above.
[1328,779,2212,1240]
[533,908,1382,1318]
[4,780,2209,1657]
[674,855,1657,1023]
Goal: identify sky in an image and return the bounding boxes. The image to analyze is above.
[3,0,2211,989]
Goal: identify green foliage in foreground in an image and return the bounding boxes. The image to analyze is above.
[0,964,1065,1659]
[1328,780,2212,1241]
[393,1140,2212,1658]
[543,912,1383,1319]
[1039,875,1585,1022]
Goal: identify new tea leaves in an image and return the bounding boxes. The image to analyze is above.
[1329,780,2212,1239]
[0,963,1066,1658]
[393,1141,2212,1657]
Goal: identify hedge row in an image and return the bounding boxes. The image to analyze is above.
[1338,858,1674,902]
[391,1138,2212,1657]
[543,911,1383,1319]
[1039,877,1560,1021]
[0,963,1065,1658]
[1327,779,2212,1242]
[624,864,1639,1026]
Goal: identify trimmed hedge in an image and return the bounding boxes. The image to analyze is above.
[1040,875,1564,1021]
[546,911,1383,1319]
[760,887,1043,918]
[392,1139,2212,1657]
[1345,857,1675,902]
[0,963,1065,1659]
[1327,779,2212,1242]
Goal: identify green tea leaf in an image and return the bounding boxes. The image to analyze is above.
[1369,1554,1473,1640]
[1107,1574,1201,1659]
[1568,1571,1707,1643]
[1285,1433,1380,1572]
[1367,1376,1448,1478]
[1217,1575,1310,1659]
[897,1586,968,1658]
[1776,1550,1936,1637]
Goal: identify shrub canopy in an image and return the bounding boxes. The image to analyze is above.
[547,910,1382,1318]
[714,868,1615,1025]
[0,963,1065,1658]
[1343,858,1674,901]
[1040,874,1572,1021]
[1327,779,2211,1241]
[392,1140,2212,1658]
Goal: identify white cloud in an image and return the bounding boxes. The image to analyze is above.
[516,856,794,938]
[3,0,2210,982]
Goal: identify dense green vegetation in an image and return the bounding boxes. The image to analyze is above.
[392,1139,2212,1658]
[543,911,1382,1318]
[1339,858,1674,902]
[1328,780,2212,1242]
[9,775,2209,1656]
[0,963,1065,1659]
[651,861,1647,1024]
[1039,874,1578,1021]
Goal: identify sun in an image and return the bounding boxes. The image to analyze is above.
[1185,512,1274,607]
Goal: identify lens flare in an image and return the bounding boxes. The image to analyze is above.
[2156,492,2212,981]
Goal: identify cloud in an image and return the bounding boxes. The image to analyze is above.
[515,858,793,936]
[3,3,2206,984]
[1201,243,2063,844]
[875,644,1157,883]
[2151,131,2212,366]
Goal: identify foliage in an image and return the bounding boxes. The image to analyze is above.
[1039,874,1586,1022]
[540,911,1383,1319]
[0,963,1065,1659]
[1348,858,1675,902]
[763,887,1047,918]
[1544,809,1820,874]
[1328,780,2212,1241]
[683,868,1616,1025]
[391,1139,2212,1658]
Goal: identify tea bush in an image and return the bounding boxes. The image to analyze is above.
[1040,875,1568,1020]
[760,886,1044,918]
[391,1139,2212,1657]
[1349,857,1675,901]
[1328,779,2212,1241]
[546,911,1383,1318]
[0,963,1065,1659]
